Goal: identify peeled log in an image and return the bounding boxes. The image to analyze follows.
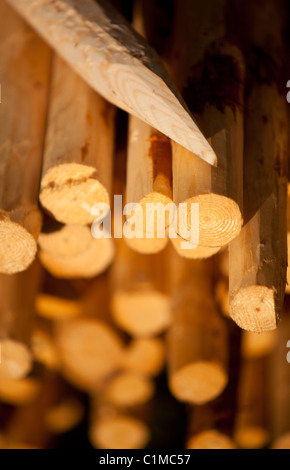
[40,54,115,225]
[0,2,51,273]
[169,0,244,256]
[0,260,42,379]
[167,248,228,405]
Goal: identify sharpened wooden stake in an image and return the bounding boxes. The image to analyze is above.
[169,0,244,256]
[40,53,115,225]
[0,2,51,273]
[6,0,217,166]
[167,247,228,404]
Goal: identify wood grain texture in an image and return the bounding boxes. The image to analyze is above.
[123,1,173,254]
[38,223,115,279]
[125,116,173,253]
[229,86,287,332]
[167,247,228,405]
[40,53,115,224]
[6,0,217,166]
[0,2,51,273]
[229,0,288,332]
[169,0,244,255]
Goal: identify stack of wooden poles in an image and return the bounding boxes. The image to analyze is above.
[0,0,289,449]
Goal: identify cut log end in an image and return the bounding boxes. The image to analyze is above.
[31,329,60,371]
[235,426,270,449]
[177,194,242,248]
[138,192,173,234]
[104,373,155,408]
[187,430,236,449]
[230,285,277,332]
[38,224,92,257]
[39,235,115,279]
[169,361,227,405]
[40,163,110,225]
[55,318,123,391]
[121,338,165,377]
[111,289,171,337]
[90,415,150,450]
[271,433,290,449]
[44,398,84,434]
[0,339,32,380]
[0,217,37,274]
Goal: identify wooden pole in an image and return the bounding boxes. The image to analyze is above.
[0,260,42,379]
[271,433,290,449]
[40,53,115,225]
[167,247,228,404]
[234,356,270,449]
[44,397,84,435]
[110,239,172,337]
[31,321,60,372]
[103,372,155,408]
[0,2,51,274]
[6,0,217,165]
[229,0,288,332]
[125,117,172,254]
[89,395,150,449]
[124,3,173,254]
[169,0,244,255]
[186,405,236,449]
[286,184,290,294]
[4,374,69,448]
[267,302,290,440]
[215,272,278,356]
[241,331,277,359]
